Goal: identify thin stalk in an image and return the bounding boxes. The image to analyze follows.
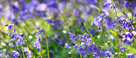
[21,44,25,58]
[80,54,82,58]
[40,37,43,58]
[14,26,25,58]
[114,7,121,47]
[101,19,105,47]
[76,39,82,58]
[82,23,104,58]
[43,30,50,58]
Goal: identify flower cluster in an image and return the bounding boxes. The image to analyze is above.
[5,24,24,46]
[67,32,91,57]
[33,27,43,52]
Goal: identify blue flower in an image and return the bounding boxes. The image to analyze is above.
[76,48,84,54]
[123,0,136,9]
[8,25,13,30]
[127,53,134,58]
[105,51,112,58]
[33,41,41,52]
[11,51,19,58]
[109,35,114,41]
[85,39,91,46]
[23,47,32,58]
[88,29,95,36]
[0,52,4,57]
[121,47,125,52]
[37,27,43,34]
[66,44,70,48]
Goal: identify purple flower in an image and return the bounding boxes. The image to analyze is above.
[82,27,85,31]
[76,48,84,54]
[36,3,47,11]
[73,44,78,49]
[0,52,4,57]
[14,28,16,32]
[70,34,75,40]
[85,39,91,46]
[38,36,41,41]
[121,47,125,52]
[8,25,13,30]
[88,29,95,36]
[105,51,112,58]
[23,47,32,58]
[66,44,70,48]
[83,51,86,57]
[33,41,41,52]
[127,53,134,58]
[109,35,114,41]
[11,51,19,58]
[37,27,43,34]
[123,0,136,9]
[79,36,83,40]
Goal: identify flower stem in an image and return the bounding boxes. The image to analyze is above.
[21,45,25,58]
[76,39,82,58]
[80,53,82,58]
[14,26,25,58]
[101,19,105,47]
[82,23,104,58]
[43,30,50,58]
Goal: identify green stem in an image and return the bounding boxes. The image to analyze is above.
[80,53,82,58]
[14,26,25,58]
[101,19,105,47]
[82,23,104,58]
[76,40,82,58]
[21,44,25,58]
[43,30,50,58]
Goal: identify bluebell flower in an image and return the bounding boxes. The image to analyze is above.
[14,28,16,32]
[33,41,41,52]
[105,51,112,58]
[76,48,84,54]
[14,36,20,40]
[66,44,70,48]
[109,35,114,41]
[88,29,95,36]
[70,34,75,40]
[49,52,53,58]
[37,27,43,34]
[11,51,19,58]
[0,4,3,17]
[36,3,47,12]
[8,25,13,30]
[73,9,80,16]
[9,2,19,13]
[104,17,116,29]
[127,53,134,58]
[85,39,91,46]
[121,47,125,52]
[82,27,85,31]
[122,32,134,44]
[133,7,136,17]
[91,17,102,31]
[38,36,41,41]
[83,51,86,57]
[85,0,97,7]
[0,52,4,57]
[23,47,32,58]
[119,19,134,30]
[123,0,136,9]
[93,52,99,58]
[73,44,78,49]
[11,34,15,39]
[79,36,83,40]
